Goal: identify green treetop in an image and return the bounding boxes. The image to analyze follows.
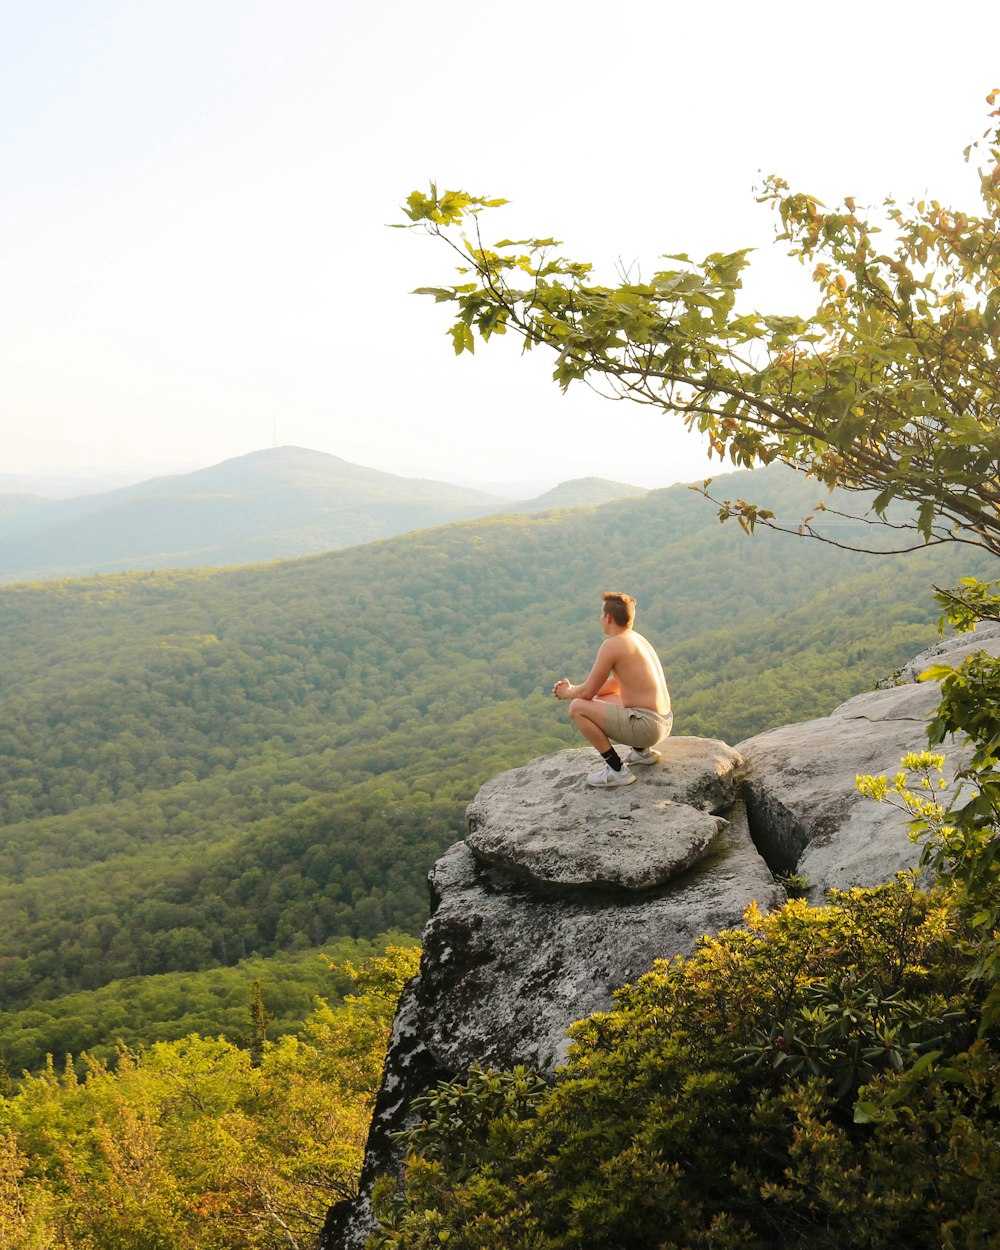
[400,92,1000,557]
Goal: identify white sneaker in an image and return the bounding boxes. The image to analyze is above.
[585,762,636,787]
[625,747,660,766]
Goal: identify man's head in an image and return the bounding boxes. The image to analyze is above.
[601,591,636,630]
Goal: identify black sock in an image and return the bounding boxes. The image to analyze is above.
[601,746,623,771]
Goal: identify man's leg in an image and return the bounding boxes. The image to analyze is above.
[570,699,627,772]
[568,697,615,752]
[569,698,635,786]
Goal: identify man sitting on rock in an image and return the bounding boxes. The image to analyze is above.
[553,591,673,788]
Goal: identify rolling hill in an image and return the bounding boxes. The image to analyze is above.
[0,447,646,582]
[503,476,648,512]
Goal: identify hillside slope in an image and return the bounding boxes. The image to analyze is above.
[505,476,647,512]
[0,463,985,1060]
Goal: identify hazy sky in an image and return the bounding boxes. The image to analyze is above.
[3,2,998,489]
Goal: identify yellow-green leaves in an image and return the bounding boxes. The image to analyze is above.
[450,323,475,355]
[0,946,416,1249]
[400,186,508,227]
[402,94,1000,560]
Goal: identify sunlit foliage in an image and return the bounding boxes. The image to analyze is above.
[401,94,1000,559]
[0,946,418,1250]
[369,886,998,1249]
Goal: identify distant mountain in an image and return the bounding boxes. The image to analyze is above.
[0,470,164,499]
[508,477,647,513]
[0,447,645,582]
[0,495,48,526]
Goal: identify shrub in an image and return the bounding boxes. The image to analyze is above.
[368,880,997,1250]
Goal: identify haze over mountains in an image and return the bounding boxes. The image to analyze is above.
[0,447,647,583]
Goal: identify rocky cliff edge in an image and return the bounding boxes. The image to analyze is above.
[323,625,1000,1249]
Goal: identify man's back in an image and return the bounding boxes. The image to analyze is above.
[608,629,670,714]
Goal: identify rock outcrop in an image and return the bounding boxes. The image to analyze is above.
[324,628,1000,1249]
[465,736,740,891]
[737,623,1000,900]
[322,737,782,1248]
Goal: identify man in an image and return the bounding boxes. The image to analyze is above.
[553,591,672,788]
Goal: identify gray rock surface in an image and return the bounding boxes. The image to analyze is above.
[465,740,739,890]
[423,800,780,1074]
[325,632,1000,1248]
[322,979,446,1250]
[738,625,1000,899]
[889,619,1000,684]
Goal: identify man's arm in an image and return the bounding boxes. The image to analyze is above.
[553,639,619,700]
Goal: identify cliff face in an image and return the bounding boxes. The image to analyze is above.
[323,626,1000,1250]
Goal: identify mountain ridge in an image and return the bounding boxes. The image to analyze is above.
[0,446,646,581]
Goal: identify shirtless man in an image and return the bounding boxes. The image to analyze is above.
[552,591,672,788]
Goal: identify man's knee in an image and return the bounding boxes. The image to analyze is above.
[568,698,590,724]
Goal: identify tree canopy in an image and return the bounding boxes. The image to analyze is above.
[401,93,1000,557]
[0,946,419,1250]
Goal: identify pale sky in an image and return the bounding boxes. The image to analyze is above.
[2,1,998,490]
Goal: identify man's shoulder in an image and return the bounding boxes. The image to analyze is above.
[600,632,635,662]
[600,632,628,652]
[615,629,646,650]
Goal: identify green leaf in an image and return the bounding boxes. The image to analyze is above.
[854,1100,895,1124]
[450,323,475,355]
[917,500,936,540]
[906,1049,942,1076]
[413,287,457,303]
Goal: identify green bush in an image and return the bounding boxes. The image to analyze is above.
[368,879,998,1250]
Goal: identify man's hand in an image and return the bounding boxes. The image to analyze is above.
[552,678,571,700]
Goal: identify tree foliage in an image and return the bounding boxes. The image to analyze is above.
[0,946,418,1250]
[368,882,998,1250]
[0,934,418,1081]
[401,93,1000,557]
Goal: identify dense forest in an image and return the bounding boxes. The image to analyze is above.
[0,934,417,1083]
[0,464,986,1070]
[0,945,420,1250]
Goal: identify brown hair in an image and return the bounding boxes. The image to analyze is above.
[602,592,636,628]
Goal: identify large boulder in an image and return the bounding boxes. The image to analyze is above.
[890,620,1000,684]
[738,624,1000,899]
[423,799,779,1075]
[465,739,742,891]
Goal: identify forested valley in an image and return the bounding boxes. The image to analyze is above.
[0,463,984,1075]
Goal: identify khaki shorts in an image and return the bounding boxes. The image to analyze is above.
[601,704,673,749]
